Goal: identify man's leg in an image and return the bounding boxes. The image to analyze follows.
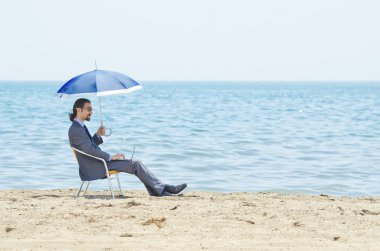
[107,159,166,196]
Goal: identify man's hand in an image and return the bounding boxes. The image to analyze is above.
[111,153,125,160]
[96,126,106,137]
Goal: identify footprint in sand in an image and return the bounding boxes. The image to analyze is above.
[142,217,167,229]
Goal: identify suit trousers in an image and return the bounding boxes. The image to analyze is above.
[107,159,166,196]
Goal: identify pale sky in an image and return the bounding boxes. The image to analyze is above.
[0,0,379,81]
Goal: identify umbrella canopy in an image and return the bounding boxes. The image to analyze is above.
[56,69,142,136]
[57,69,142,97]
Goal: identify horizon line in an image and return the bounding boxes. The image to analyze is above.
[1,80,380,83]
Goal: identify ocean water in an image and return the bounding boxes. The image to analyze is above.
[0,81,379,196]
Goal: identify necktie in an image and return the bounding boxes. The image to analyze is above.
[83,125,101,149]
[83,125,92,140]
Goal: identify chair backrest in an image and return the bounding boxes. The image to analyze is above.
[70,147,117,178]
[72,149,79,161]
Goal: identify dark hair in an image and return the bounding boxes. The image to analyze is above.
[69,98,91,121]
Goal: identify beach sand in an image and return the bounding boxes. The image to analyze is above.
[0,189,379,250]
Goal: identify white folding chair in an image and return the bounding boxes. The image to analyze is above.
[71,147,123,199]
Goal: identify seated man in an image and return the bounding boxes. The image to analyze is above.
[68,98,187,196]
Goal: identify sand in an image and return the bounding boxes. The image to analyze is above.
[0,189,379,250]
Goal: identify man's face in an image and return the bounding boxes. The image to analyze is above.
[77,102,93,121]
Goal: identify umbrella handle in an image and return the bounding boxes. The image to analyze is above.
[104,127,112,137]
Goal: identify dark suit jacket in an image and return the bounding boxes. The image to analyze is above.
[68,120,111,181]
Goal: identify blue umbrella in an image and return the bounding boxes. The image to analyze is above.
[57,69,142,97]
[57,69,142,136]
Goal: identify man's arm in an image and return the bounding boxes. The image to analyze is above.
[69,126,110,161]
[92,134,103,146]
[93,126,105,145]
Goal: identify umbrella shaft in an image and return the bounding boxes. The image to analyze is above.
[98,96,103,126]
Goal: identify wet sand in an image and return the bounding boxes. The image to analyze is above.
[1,189,379,250]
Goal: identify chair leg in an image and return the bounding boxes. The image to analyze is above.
[83,181,90,196]
[116,174,123,196]
[107,178,115,199]
[77,181,85,197]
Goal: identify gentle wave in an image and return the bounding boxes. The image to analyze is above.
[0,81,380,196]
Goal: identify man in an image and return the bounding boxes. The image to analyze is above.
[68,98,187,196]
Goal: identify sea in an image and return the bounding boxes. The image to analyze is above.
[0,81,379,196]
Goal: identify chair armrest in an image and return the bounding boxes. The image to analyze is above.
[71,147,111,177]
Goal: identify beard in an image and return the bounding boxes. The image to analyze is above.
[86,115,91,121]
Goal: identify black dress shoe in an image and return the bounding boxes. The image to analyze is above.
[161,191,173,197]
[164,183,187,194]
